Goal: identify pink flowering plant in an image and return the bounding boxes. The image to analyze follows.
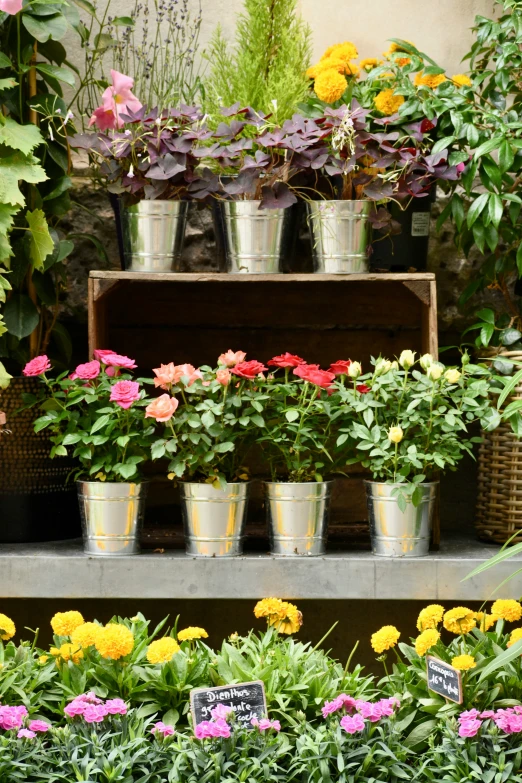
[290,693,412,782]
[146,351,270,486]
[24,351,155,482]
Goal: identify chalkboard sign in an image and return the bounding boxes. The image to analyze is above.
[190,681,267,728]
[426,656,463,704]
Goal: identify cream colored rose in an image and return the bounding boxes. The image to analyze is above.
[348,361,362,379]
[399,350,416,370]
[419,353,433,370]
[444,368,461,384]
[375,358,392,376]
[388,425,404,443]
[427,364,444,381]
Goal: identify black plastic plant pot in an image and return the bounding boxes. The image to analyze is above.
[370,187,436,272]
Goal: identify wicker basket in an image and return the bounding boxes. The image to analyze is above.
[476,350,522,544]
[0,376,80,543]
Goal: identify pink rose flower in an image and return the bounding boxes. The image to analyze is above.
[145,394,179,422]
[0,0,23,14]
[28,720,50,733]
[70,360,100,381]
[458,719,482,738]
[152,721,175,737]
[216,368,231,386]
[17,729,36,739]
[89,70,142,129]
[102,353,137,377]
[218,350,246,367]
[93,349,116,362]
[23,355,51,377]
[105,699,127,716]
[340,714,365,734]
[110,380,141,409]
[153,363,177,389]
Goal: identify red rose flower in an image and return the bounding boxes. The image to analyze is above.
[293,363,320,380]
[329,360,352,376]
[231,360,267,379]
[267,352,305,368]
[294,363,335,389]
[356,384,371,394]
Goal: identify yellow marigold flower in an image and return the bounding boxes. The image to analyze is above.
[443,607,476,635]
[360,57,382,71]
[51,611,85,637]
[491,599,522,622]
[50,646,60,657]
[147,637,180,664]
[314,69,348,103]
[306,63,320,80]
[71,622,102,649]
[371,625,400,654]
[312,57,355,77]
[95,623,134,660]
[414,71,447,89]
[271,602,303,635]
[322,41,358,63]
[0,613,15,641]
[451,654,476,671]
[417,604,445,632]
[57,642,83,665]
[178,626,209,642]
[475,612,498,632]
[38,655,49,665]
[345,62,360,77]
[374,88,404,116]
[254,598,287,620]
[507,627,522,648]
[452,74,472,87]
[415,629,440,657]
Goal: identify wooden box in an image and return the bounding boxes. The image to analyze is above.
[88,271,438,550]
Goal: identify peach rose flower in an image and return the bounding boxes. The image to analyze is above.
[153,363,177,389]
[145,394,179,422]
[173,364,203,386]
[216,368,231,386]
[218,350,246,368]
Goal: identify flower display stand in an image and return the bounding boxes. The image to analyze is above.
[87,271,439,550]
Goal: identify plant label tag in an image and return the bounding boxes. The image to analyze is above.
[190,680,267,728]
[426,656,463,703]
[411,212,431,236]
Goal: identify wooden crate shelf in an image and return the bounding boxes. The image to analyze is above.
[87,271,439,548]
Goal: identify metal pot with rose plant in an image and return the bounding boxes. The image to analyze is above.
[25,350,155,555]
[146,350,268,557]
[72,97,211,272]
[253,353,356,557]
[335,350,506,557]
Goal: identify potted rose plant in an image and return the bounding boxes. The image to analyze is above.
[197,106,329,274]
[26,351,155,555]
[146,351,268,557]
[335,351,503,557]
[254,354,354,556]
[72,85,210,273]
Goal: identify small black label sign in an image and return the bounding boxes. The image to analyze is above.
[190,681,267,728]
[426,656,463,704]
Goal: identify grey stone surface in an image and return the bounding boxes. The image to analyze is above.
[0,536,516,600]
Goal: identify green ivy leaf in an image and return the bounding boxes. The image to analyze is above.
[0,118,44,156]
[25,209,54,270]
[0,153,47,207]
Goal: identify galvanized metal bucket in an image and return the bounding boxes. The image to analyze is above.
[180,482,249,557]
[217,200,293,274]
[121,200,188,272]
[77,481,147,556]
[365,481,438,557]
[265,481,332,556]
[307,200,371,274]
